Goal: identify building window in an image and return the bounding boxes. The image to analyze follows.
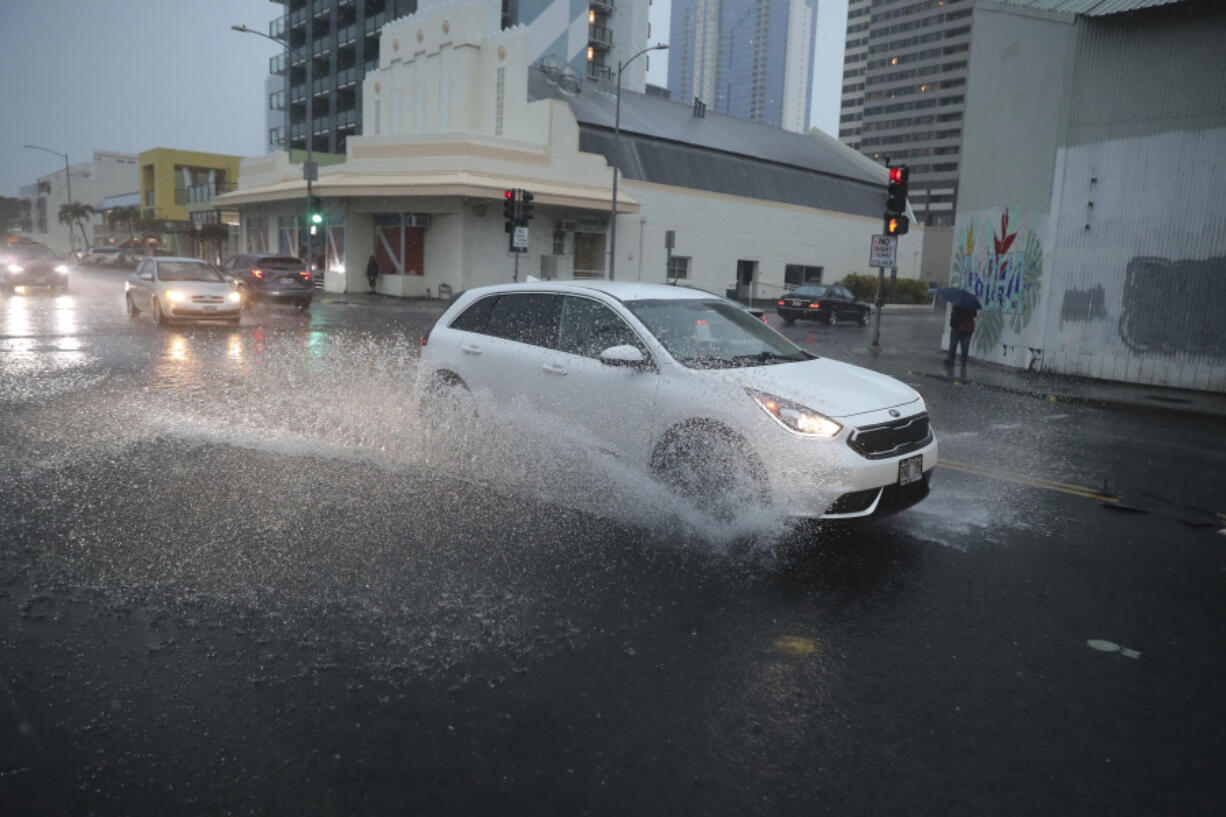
[785,264,823,288]
[667,255,690,281]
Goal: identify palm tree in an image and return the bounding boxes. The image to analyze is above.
[58,202,95,249]
[110,205,140,243]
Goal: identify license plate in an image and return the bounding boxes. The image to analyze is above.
[898,454,923,486]
[202,305,216,311]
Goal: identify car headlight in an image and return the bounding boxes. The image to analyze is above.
[747,388,843,439]
[165,289,186,302]
[7,264,23,273]
[227,291,241,303]
[55,264,69,274]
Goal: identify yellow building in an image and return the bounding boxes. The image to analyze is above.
[139,148,242,224]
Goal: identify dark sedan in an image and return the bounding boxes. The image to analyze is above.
[222,253,314,310]
[2,243,69,293]
[776,284,871,327]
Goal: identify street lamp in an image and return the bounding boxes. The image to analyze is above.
[608,43,667,280]
[23,144,74,252]
[232,23,318,274]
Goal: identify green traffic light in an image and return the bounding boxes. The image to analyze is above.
[310,213,323,224]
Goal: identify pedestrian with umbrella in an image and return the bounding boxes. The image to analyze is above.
[937,287,982,368]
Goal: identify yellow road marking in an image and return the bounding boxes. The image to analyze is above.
[939,459,1119,503]
[773,636,817,656]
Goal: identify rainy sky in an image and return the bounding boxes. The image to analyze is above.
[0,0,848,198]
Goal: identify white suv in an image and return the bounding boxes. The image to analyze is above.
[419,281,937,522]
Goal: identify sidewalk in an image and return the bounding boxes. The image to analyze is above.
[898,345,1226,424]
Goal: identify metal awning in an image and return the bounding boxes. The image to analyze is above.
[992,0,1185,15]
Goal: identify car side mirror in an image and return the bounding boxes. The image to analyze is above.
[599,344,646,368]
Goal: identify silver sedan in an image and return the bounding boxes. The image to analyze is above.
[125,256,242,326]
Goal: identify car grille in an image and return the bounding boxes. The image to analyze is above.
[847,412,932,460]
[191,295,225,303]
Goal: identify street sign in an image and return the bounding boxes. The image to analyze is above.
[513,226,529,249]
[870,234,897,268]
[302,161,318,182]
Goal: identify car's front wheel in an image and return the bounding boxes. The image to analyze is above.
[650,423,768,524]
[828,309,839,327]
[859,309,870,327]
[153,297,170,326]
[126,293,140,317]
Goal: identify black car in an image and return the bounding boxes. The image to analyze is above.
[776,284,871,327]
[221,254,314,309]
[1,243,69,293]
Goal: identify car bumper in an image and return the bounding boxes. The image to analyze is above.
[758,412,939,520]
[167,305,241,318]
[250,287,313,301]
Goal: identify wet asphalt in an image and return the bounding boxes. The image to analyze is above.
[1,265,1224,816]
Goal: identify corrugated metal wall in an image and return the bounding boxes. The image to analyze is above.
[1036,4,1226,391]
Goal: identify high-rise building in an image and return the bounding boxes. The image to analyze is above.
[667,0,817,133]
[267,0,650,156]
[838,0,974,230]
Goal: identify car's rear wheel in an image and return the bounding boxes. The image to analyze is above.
[859,309,870,327]
[650,422,768,524]
[153,297,170,326]
[780,314,796,326]
[828,309,839,327]
[126,293,140,317]
[295,299,311,311]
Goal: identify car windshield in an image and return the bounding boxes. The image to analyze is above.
[625,298,810,369]
[10,245,56,261]
[792,285,828,297]
[157,261,223,282]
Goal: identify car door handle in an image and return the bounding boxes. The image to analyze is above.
[459,343,482,355]
[541,363,568,375]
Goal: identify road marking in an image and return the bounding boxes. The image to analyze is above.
[1087,639,1141,659]
[988,423,1023,431]
[939,459,1119,503]
[1041,414,1071,421]
[773,636,817,656]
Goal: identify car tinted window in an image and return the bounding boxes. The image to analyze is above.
[793,286,827,297]
[834,287,854,300]
[156,261,224,282]
[258,257,304,270]
[449,295,497,333]
[484,293,562,348]
[556,296,643,359]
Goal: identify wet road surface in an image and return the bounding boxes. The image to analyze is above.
[2,266,1224,815]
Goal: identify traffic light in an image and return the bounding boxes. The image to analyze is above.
[308,196,324,226]
[503,189,517,233]
[520,191,534,224]
[883,164,909,236]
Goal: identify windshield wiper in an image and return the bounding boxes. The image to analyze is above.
[729,351,808,366]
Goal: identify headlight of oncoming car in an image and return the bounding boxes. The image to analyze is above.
[747,388,842,439]
[55,264,69,274]
[165,289,186,302]
[227,291,241,303]
[7,264,22,273]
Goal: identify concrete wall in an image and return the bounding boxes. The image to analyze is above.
[19,151,138,254]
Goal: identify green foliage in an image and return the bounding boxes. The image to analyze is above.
[837,273,932,304]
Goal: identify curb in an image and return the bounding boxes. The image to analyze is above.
[909,368,1226,425]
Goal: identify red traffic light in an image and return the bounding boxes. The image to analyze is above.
[889,166,907,184]
[504,189,513,200]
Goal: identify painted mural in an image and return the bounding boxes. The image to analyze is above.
[950,207,1044,353]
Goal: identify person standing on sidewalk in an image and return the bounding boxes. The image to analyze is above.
[366,254,378,295]
[947,306,977,367]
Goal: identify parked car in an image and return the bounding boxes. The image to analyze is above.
[776,284,872,327]
[418,281,936,522]
[2,243,69,293]
[86,246,124,266]
[124,256,241,325]
[221,254,314,309]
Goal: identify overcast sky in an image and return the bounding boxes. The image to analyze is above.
[1,0,847,199]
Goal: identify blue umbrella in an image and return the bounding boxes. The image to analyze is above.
[936,287,982,312]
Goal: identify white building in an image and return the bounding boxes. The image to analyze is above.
[18,151,139,254]
[216,3,918,301]
[949,0,1226,392]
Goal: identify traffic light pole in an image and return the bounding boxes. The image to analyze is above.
[871,267,888,348]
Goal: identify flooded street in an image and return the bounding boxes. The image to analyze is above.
[3,267,1225,815]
